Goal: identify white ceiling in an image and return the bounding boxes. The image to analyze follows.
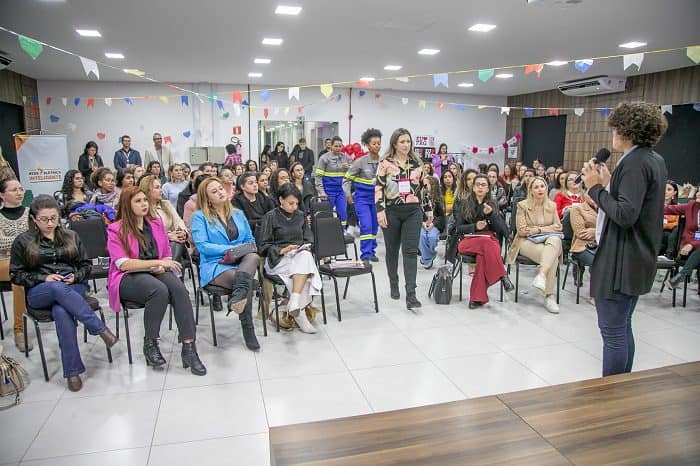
[1,0,699,96]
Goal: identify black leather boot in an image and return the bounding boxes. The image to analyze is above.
[181,342,207,376]
[501,275,514,292]
[211,295,223,312]
[390,281,400,300]
[228,272,253,316]
[143,338,166,367]
[406,293,422,310]
[239,293,260,350]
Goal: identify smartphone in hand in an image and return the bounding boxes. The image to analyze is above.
[61,273,74,282]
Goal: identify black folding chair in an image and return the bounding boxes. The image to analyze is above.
[69,217,109,293]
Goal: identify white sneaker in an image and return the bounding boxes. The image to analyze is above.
[531,273,547,294]
[294,310,317,333]
[544,295,560,314]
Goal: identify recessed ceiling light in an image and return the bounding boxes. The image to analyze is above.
[359,77,375,82]
[418,48,440,55]
[546,60,568,66]
[458,82,474,88]
[495,73,513,79]
[104,52,124,59]
[384,65,402,71]
[275,5,302,15]
[468,23,496,32]
[619,41,647,49]
[254,58,271,64]
[75,29,101,37]
[262,38,283,46]
[248,72,263,78]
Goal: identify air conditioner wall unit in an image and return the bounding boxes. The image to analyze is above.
[557,75,626,97]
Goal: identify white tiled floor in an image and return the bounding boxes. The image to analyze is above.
[1,238,698,465]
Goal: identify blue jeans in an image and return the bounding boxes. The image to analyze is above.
[594,292,639,376]
[419,226,440,265]
[27,282,106,378]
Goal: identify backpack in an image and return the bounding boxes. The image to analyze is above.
[0,345,30,410]
[428,265,453,305]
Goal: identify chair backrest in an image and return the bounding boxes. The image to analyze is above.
[313,216,347,259]
[561,210,573,240]
[510,197,525,234]
[70,216,108,259]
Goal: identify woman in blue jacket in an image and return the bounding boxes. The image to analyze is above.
[190,177,260,350]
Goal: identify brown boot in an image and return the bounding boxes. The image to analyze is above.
[99,328,118,348]
[67,375,83,392]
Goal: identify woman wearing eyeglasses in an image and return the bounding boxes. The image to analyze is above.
[10,196,118,391]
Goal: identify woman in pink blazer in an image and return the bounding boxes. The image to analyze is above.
[107,186,205,376]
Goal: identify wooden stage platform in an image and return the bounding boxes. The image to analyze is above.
[270,362,700,465]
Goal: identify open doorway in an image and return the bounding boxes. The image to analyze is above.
[258,120,339,165]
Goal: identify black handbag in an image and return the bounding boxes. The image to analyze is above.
[219,242,257,265]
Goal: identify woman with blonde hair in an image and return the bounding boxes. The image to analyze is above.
[506,176,563,313]
[139,174,189,261]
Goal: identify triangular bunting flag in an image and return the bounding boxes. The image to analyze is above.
[18,35,43,60]
[297,106,303,114]
[418,100,426,109]
[32,96,39,105]
[49,114,60,123]
[661,105,673,115]
[181,95,189,107]
[401,98,409,105]
[46,97,52,105]
[222,112,230,119]
[623,53,644,71]
[373,93,381,100]
[488,147,495,155]
[478,105,488,110]
[524,108,534,117]
[500,107,510,115]
[159,96,169,104]
[163,136,172,144]
[524,64,544,77]
[320,84,334,98]
[357,80,372,89]
[478,69,494,82]
[264,108,269,119]
[599,108,611,117]
[574,59,593,73]
[87,98,95,108]
[183,130,191,138]
[260,90,270,102]
[284,107,290,116]
[79,57,100,79]
[233,103,241,116]
[241,100,249,108]
[359,90,366,97]
[96,132,106,140]
[104,98,112,107]
[574,108,584,116]
[548,108,559,116]
[437,102,445,109]
[73,97,80,107]
[216,99,224,111]
[395,77,409,83]
[124,97,133,105]
[232,91,242,103]
[687,46,700,64]
[61,97,67,107]
[456,104,465,111]
[433,73,449,88]
[288,87,299,101]
[337,94,343,102]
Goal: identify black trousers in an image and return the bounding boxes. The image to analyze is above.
[381,205,422,294]
[120,271,196,342]
[680,247,700,277]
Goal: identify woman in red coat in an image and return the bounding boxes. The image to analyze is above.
[553,171,582,218]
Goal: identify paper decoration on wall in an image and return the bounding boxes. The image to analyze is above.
[222,112,230,119]
[297,106,303,114]
[478,105,487,109]
[478,69,494,82]
[599,108,611,117]
[661,105,673,114]
[574,108,584,116]
[97,132,106,140]
[233,103,241,116]
[46,97,52,105]
[623,53,644,71]
[241,100,249,108]
[260,90,270,102]
[549,108,559,116]
[524,108,534,116]
[124,69,145,76]
[180,95,189,107]
[159,96,169,104]
[401,98,409,105]
[288,87,299,100]
[79,57,100,79]
[49,114,60,123]
[418,100,426,109]
[103,98,112,107]
[61,97,67,106]
[395,77,409,83]
[373,93,380,100]
[500,107,510,115]
[232,91,242,103]
[456,104,465,111]
[216,99,224,111]
[73,97,80,107]
[357,80,372,88]
[18,35,43,59]
[687,46,700,64]
[263,108,269,119]
[433,73,449,88]
[124,97,133,105]
[182,130,191,138]
[574,59,593,73]
[32,96,39,105]
[359,90,366,97]
[284,107,290,115]
[524,64,544,77]
[320,84,334,98]
[437,102,445,109]
[67,123,77,132]
[488,147,495,154]
[163,136,172,144]
[87,98,95,108]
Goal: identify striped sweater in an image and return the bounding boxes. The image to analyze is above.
[0,208,29,253]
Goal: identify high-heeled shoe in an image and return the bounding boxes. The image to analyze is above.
[143,338,166,367]
[181,342,207,376]
[227,272,253,315]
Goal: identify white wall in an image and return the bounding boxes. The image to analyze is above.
[38,80,507,169]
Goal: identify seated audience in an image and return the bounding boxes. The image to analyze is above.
[106,187,205,375]
[139,174,188,262]
[146,160,166,185]
[258,184,321,333]
[665,187,700,289]
[660,181,679,258]
[162,163,189,208]
[90,167,119,210]
[245,160,258,173]
[512,169,534,200]
[190,177,261,350]
[116,166,136,191]
[183,174,209,229]
[453,174,514,308]
[549,171,568,200]
[257,170,272,202]
[219,166,236,201]
[506,177,563,313]
[553,171,582,218]
[418,176,445,269]
[447,162,462,181]
[570,187,598,298]
[487,170,508,210]
[60,169,92,217]
[11,196,118,391]
[0,178,30,350]
[290,162,314,214]
[269,169,290,207]
[441,169,456,218]
[177,169,203,217]
[233,172,275,239]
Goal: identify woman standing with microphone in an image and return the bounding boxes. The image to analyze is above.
[375,128,431,309]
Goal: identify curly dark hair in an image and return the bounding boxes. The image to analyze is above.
[607,102,668,147]
[361,128,382,146]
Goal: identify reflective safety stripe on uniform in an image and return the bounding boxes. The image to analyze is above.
[323,175,347,228]
[354,191,378,259]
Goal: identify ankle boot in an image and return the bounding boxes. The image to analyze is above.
[406,293,421,310]
[143,338,167,367]
[501,275,514,292]
[239,296,260,350]
[390,281,400,300]
[665,273,685,290]
[227,272,253,316]
[99,328,118,349]
[181,342,207,376]
[211,295,223,312]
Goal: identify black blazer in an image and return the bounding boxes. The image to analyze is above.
[77,153,104,185]
[588,146,667,299]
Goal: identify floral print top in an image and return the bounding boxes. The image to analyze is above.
[375,155,432,215]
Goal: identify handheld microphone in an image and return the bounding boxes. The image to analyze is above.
[575,148,611,185]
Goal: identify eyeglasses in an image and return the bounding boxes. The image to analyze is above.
[474,182,489,188]
[36,216,59,225]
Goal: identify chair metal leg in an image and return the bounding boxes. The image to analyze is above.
[342,277,350,300]
[562,262,570,290]
[556,266,560,304]
[195,289,200,325]
[84,325,87,343]
[34,320,49,381]
[123,307,133,365]
[259,287,268,337]
[98,309,113,363]
[370,272,379,313]
[331,277,341,321]
[459,258,463,302]
[515,263,519,303]
[1,291,7,321]
[353,242,358,260]
[168,305,173,330]
[273,290,280,332]
[115,312,120,338]
[209,293,218,347]
[92,279,97,294]
[682,276,689,307]
[500,277,504,303]
[319,280,328,325]
[576,265,581,304]
[23,315,29,358]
